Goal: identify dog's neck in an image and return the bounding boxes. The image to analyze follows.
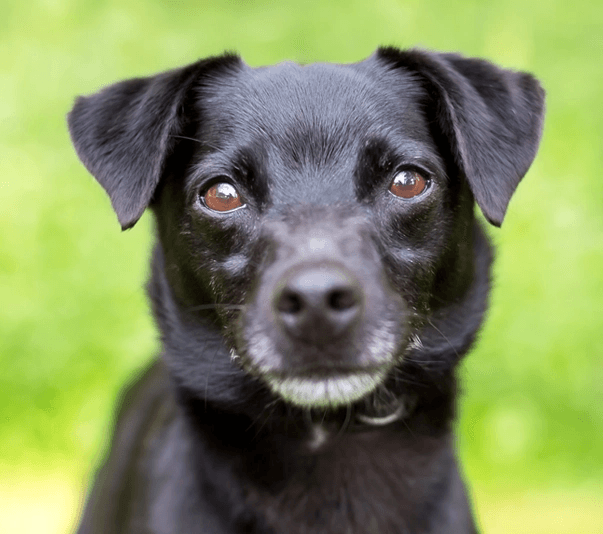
[168,382,466,534]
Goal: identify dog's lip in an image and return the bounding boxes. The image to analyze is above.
[262,364,388,380]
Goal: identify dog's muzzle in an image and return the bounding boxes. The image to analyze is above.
[238,212,408,408]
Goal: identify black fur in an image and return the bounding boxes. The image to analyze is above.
[68,48,544,533]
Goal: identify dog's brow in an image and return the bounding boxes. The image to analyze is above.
[354,136,445,199]
[189,144,271,206]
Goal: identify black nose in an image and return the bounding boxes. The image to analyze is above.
[274,265,364,343]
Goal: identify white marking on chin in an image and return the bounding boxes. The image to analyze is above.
[307,424,329,451]
[266,371,387,408]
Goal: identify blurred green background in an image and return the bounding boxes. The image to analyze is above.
[1,0,602,532]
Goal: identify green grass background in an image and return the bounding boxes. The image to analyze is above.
[1,0,602,532]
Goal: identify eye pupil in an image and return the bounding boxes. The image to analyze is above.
[203,182,244,212]
[389,170,428,199]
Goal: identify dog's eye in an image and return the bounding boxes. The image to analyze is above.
[203,182,244,212]
[389,170,428,199]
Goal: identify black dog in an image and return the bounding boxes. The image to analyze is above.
[68,47,544,533]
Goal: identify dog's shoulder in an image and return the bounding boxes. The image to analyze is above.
[77,361,177,532]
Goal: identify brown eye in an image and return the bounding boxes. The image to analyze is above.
[203,182,244,212]
[389,170,428,199]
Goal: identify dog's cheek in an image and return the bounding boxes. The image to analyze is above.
[186,215,263,325]
[188,213,243,255]
[153,202,254,319]
[374,205,448,313]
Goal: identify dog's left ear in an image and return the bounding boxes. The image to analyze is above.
[68,55,241,230]
[378,48,545,226]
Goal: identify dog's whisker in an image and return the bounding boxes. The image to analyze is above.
[203,347,221,410]
[339,404,352,435]
[426,318,461,360]
[186,304,247,312]
[170,134,204,144]
[391,369,430,388]
[249,399,282,440]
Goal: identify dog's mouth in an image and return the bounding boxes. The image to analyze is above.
[259,365,392,408]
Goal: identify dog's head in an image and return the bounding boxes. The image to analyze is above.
[68,49,544,414]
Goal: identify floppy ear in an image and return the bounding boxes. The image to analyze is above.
[378,48,545,226]
[68,55,241,230]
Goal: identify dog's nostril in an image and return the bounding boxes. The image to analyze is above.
[328,288,358,311]
[277,290,303,314]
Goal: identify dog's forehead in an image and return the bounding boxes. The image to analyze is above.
[199,60,428,152]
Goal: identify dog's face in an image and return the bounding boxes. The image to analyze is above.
[158,61,473,408]
[68,49,544,413]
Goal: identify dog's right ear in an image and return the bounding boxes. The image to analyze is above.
[68,55,242,230]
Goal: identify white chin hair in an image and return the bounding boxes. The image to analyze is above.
[267,371,387,408]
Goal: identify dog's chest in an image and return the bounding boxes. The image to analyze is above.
[242,428,448,534]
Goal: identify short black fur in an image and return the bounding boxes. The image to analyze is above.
[68,47,545,533]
